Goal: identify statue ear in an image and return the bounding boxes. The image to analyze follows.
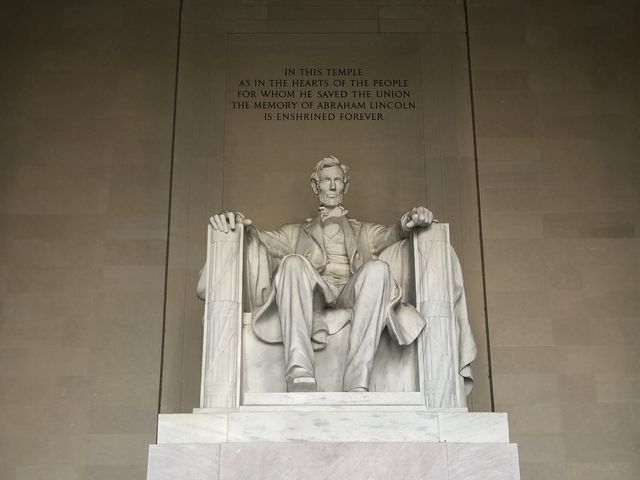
[310,180,319,195]
[343,182,349,194]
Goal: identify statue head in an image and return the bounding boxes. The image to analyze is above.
[310,156,350,208]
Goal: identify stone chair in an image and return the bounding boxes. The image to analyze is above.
[198,223,476,410]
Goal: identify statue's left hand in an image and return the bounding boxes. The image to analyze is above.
[403,206,434,230]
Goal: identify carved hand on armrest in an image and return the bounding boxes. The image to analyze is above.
[209,211,252,233]
[401,206,435,231]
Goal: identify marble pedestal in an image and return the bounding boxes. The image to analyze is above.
[147,408,520,479]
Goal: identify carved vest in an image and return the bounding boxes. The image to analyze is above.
[321,218,351,292]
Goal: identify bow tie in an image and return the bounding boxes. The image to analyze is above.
[318,206,348,221]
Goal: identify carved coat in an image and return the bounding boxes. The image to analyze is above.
[196,213,478,395]
[245,214,426,349]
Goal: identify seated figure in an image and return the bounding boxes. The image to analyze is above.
[205,156,442,393]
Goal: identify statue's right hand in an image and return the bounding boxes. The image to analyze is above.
[209,212,252,233]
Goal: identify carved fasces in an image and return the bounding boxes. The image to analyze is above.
[200,224,244,408]
[413,224,466,408]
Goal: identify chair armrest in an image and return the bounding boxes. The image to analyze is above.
[200,224,244,408]
[412,223,469,408]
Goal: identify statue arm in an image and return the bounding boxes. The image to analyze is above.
[368,207,435,255]
[245,224,294,261]
[208,211,294,260]
[367,222,407,256]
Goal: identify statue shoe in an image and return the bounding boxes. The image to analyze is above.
[286,376,317,392]
[347,387,368,393]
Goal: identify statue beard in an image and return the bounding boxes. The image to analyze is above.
[317,192,344,208]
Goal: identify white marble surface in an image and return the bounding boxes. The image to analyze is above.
[447,443,520,479]
[227,411,440,443]
[200,225,244,409]
[158,413,228,444]
[218,442,448,480]
[147,442,521,480]
[242,320,362,393]
[242,391,424,406]
[157,411,510,444]
[414,224,476,408]
[199,405,463,412]
[438,412,509,443]
[243,321,419,394]
[148,444,219,480]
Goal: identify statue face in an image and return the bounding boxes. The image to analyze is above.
[315,165,346,207]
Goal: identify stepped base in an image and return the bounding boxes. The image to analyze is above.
[148,441,520,479]
[157,410,509,444]
[148,410,520,479]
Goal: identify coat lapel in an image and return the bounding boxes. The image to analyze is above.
[302,214,362,272]
[302,215,324,252]
[343,217,361,270]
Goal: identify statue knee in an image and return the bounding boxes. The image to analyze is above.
[360,259,391,281]
[279,255,309,275]
[275,255,314,294]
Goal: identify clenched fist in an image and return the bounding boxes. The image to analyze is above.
[402,206,434,230]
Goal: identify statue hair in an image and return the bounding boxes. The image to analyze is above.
[309,156,350,187]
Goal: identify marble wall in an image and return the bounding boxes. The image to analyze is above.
[0,1,179,478]
[1,1,638,479]
[468,1,640,479]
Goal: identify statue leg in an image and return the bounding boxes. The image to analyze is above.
[273,254,322,392]
[337,260,392,392]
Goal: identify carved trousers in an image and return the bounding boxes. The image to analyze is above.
[273,254,392,391]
